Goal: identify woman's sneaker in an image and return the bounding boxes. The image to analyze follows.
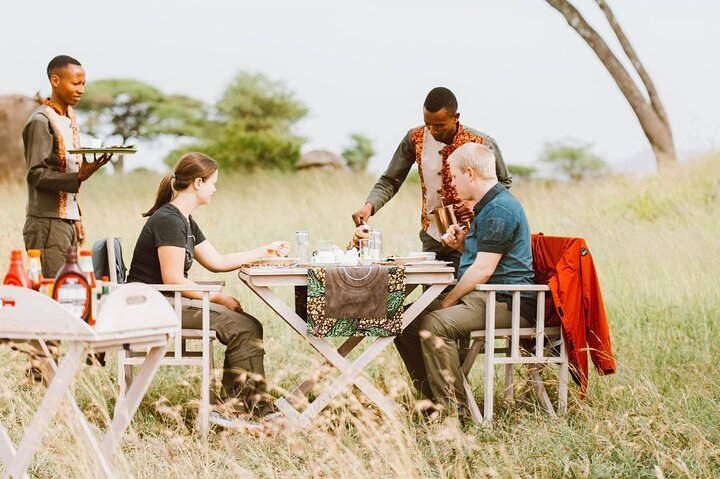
[208,411,263,430]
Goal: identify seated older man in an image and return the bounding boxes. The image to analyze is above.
[395,142,536,419]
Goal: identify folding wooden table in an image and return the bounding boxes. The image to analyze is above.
[0,284,177,479]
[238,264,454,429]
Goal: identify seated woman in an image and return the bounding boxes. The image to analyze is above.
[127,152,290,423]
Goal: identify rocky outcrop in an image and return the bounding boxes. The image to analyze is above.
[296,149,346,170]
[0,94,41,182]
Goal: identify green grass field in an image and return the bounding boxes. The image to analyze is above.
[1,156,719,478]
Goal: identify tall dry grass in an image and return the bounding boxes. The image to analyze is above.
[1,156,719,478]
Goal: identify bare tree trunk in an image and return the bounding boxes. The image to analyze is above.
[111,136,128,174]
[112,155,125,174]
[544,0,676,168]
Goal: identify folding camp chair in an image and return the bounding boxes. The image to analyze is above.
[94,237,222,436]
[461,284,569,426]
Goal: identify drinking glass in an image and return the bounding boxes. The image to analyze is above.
[359,239,371,264]
[369,230,382,261]
[296,231,310,262]
[318,240,333,253]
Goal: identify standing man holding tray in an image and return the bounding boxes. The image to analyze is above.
[22,55,112,277]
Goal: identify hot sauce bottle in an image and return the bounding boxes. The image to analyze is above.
[3,250,31,288]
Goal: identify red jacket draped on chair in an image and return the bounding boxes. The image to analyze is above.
[531,234,616,395]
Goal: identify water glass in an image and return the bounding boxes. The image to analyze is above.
[296,231,310,262]
[369,230,382,261]
[318,240,333,253]
[359,239,371,264]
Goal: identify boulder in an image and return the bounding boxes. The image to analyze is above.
[296,149,346,170]
[0,94,41,182]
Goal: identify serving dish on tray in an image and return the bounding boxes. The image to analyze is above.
[68,146,138,155]
[248,257,299,267]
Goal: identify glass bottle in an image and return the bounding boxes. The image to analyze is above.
[3,250,31,288]
[26,249,43,290]
[79,250,98,325]
[53,247,92,323]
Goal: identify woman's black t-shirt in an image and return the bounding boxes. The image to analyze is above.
[127,203,206,284]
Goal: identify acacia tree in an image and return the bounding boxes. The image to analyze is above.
[168,72,308,171]
[545,0,676,168]
[540,140,606,181]
[342,133,375,172]
[80,79,207,173]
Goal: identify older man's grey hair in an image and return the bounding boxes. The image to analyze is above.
[449,143,497,179]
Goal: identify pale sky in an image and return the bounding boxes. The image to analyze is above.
[1,0,718,173]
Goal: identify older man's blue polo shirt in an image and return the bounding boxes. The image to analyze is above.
[458,182,535,319]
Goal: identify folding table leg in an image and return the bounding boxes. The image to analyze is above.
[244,281,448,428]
[303,283,450,421]
[247,284,398,418]
[8,343,86,479]
[38,343,114,478]
[296,337,398,427]
[0,425,22,478]
[288,336,364,403]
[101,343,169,462]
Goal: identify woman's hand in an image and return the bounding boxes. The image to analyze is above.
[212,293,243,313]
[265,241,291,257]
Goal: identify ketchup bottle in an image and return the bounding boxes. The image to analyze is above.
[3,250,31,288]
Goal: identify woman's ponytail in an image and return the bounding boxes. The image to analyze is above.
[142,174,175,217]
[142,152,217,217]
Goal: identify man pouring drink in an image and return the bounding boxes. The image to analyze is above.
[351,87,511,274]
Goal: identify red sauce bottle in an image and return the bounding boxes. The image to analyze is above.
[3,250,31,288]
[53,247,92,323]
[79,250,98,325]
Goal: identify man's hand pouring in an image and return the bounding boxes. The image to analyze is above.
[442,223,467,252]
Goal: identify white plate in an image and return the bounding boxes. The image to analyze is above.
[407,260,452,267]
[388,256,427,265]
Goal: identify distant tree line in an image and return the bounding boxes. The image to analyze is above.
[78,72,377,174]
[507,140,606,182]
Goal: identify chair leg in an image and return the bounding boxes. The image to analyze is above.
[558,340,569,415]
[483,330,496,426]
[462,375,483,425]
[207,340,216,402]
[198,340,211,437]
[461,340,484,425]
[461,340,483,376]
[529,365,556,417]
[504,338,514,404]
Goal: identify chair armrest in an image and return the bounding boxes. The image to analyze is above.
[476,284,550,292]
[149,284,224,293]
[195,280,225,286]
